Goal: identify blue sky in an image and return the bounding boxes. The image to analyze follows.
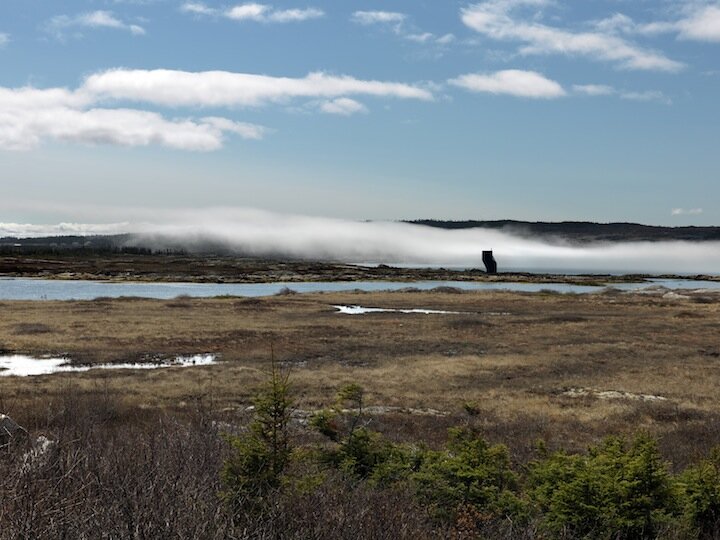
[0,0,718,226]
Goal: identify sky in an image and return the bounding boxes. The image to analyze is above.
[0,0,719,227]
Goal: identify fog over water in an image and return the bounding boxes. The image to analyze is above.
[3,209,720,274]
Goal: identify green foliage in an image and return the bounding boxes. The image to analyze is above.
[311,383,407,480]
[308,383,720,537]
[221,361,294,510]
[409,427,524,523]
[311,387,524,525]
[335,427,402,479]
[529,434,678,539]
[309,409,339,441]
[463,402,481,417]
[680,446,720,536]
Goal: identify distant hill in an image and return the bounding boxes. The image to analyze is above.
[408,220,720,243]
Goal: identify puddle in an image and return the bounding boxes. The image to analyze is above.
[0,354,217,377]
[562,387,667,402]
[333,305,462,315]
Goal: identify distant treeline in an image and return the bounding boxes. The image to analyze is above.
[408,220,720,243]
[0,235,185,256]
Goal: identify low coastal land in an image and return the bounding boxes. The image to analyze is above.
[3,253,720,538]
[1,252,717,284]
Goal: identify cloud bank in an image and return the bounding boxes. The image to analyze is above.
[0,86,266,151]
[7,209,717,274]
[0,69,431,151]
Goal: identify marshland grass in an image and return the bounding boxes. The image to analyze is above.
[2,288,719,467]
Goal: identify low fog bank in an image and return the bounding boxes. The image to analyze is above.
[123,209,720,275]
[3,209,718,274]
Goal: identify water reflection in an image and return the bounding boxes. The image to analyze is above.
[0,354,216,377]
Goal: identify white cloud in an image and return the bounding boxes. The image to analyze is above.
[0,67,431,151]
[604,4,720,44]
[182,2,324,23]
[672,208,703,216]
[200,116,267,139]
[351,10,454,48]
[638,4,720,43]
[351,11,406,25]
[436,33,456,45]
[265,8,324,23]
[572,84,669,103]
[180,2,216,15]
[225,3,268,20]
[678,5,720,42]
[406,32,434,43]
[0,33,9,47]
[594,13,636,35]
[573,84,615,96]
[449,69,566,99]
[319,98,368,116]
[0,86,266,152]
[46,10,146,39]
[461,0,683,72]
[82,69,434,107]
[620,90,670,104]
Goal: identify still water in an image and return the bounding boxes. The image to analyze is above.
[1,277,719,301]
[0,354,216,377]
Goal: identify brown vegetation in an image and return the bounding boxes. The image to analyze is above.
[0,252,667,284]
[2,287,720,538]
[1,288,719,466]
[1,389,440,539]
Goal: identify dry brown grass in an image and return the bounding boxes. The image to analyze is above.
[2,288,719,465]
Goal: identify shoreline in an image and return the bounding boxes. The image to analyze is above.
[1,271,719,286]
[1,254,719,286]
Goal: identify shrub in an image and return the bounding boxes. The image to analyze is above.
[311,383,408,481]
[681,446,720,537]
[221,361,294,511]
[409,426,524,523]
[529,434,679,539]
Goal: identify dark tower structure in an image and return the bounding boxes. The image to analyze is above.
[482,250,497,274]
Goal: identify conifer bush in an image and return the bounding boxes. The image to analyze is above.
[221,361,294,511]
[529,434,678,539]
[680,446,720,537]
